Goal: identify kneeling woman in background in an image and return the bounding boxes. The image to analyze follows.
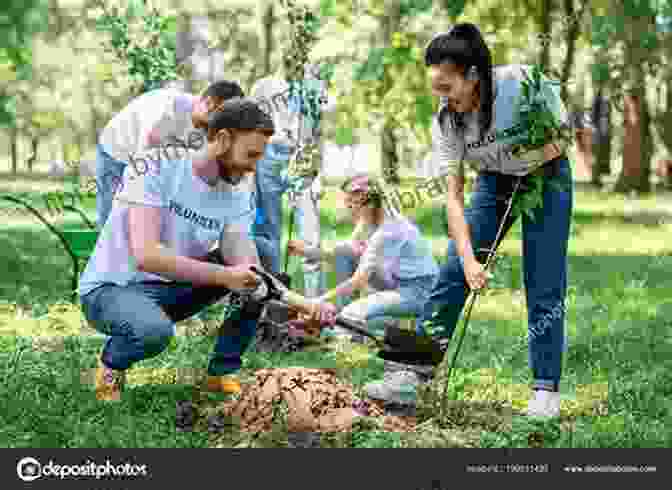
[288,173,439,405]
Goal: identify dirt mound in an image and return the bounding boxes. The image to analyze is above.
[215,367,417,433]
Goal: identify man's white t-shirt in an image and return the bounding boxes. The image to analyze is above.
[98,88,199,163]
[78,156,255,297]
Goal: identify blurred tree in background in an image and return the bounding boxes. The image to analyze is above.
[590,0,672,193]
[1,0,672,195]
[0,0,50,128]
[93,0,179,96]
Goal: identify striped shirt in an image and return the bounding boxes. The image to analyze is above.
[303,211,438,288]
[357,216,438,289]
[431,64,571,178]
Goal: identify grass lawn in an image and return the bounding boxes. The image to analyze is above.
[1,175,671,448]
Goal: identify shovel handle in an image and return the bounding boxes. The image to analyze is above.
[284,206,295,274]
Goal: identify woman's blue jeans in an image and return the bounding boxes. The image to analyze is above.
[416,158,573,391]
[333,241,437,337]
[80,281,256,376]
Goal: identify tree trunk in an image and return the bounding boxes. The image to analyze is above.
[27,137,39,172]
[613,12,655,194]
[569,78,592,180]
[560,0,586,103]
[10,127,18,174]
[591,90,612,187]
[590,25,612,187]
[262,3,274,77]
[638,91,654,193]
[176,13,194,93]
[380,1,402,185]
[614,92,652,193]
[539,0,553,71]
[652,43,672,189]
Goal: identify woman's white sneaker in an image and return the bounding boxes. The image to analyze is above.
[526,390,560,418]
[364,370,422,406]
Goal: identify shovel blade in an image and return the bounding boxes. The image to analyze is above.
[377,347,444,367]
[378,325,445,366]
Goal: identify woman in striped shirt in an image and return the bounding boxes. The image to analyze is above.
[288,173,440,405]
[289,174,439,331]
[403,23,574,417]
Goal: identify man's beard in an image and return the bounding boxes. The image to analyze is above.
[217,149,246,186]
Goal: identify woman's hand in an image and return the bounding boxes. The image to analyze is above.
[463,257,490,291]
[307,299,338,327]
[287,239,307,257]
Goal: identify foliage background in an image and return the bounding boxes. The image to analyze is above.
[1,0,672,192]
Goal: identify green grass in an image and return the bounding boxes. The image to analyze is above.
[1,178,671,447]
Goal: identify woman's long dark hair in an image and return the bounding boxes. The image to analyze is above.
[425,23,495,140]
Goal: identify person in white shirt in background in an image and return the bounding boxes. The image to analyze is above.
[249,61,337,298]
[95,81,244,227]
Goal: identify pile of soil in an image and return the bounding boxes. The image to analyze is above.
[212,367,417,433]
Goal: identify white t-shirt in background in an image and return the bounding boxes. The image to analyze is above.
[98,88,198,163]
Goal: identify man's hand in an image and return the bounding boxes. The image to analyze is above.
[463,256,490,291]
[351,239,367,257]
[287,239,307,257]
[220,264,261,291]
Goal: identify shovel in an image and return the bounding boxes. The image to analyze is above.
[276,202,295,289]
[248,265,445,364]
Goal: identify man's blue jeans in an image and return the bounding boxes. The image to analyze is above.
[251,143,325,297]
[417,158,573,392]
[80,281,256,376]
[95,143,126,228]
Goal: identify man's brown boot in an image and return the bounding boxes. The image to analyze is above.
[204,375,241,394]
[95,358,126,402]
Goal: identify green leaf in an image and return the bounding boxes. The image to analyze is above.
[641,30,658,50]
[624,0,656,17]
[385,46,413,65]
[443,0,467,18]
[335,126,355,146]
[399,0,433,17]
[0,94,17,128]
[319,62,335,82]
[591,62,610,85]
[354,47,386,81]
[161,15,178,35]
[415,94,434,128]
[319,0,336,18]
[125,0,144,19]
[14,58,32,80]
